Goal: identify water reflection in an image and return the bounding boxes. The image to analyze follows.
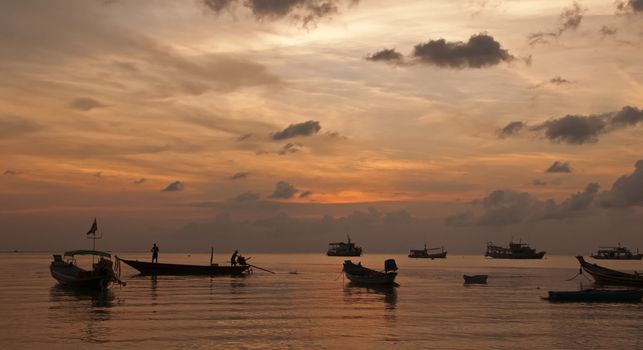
[229,278,247,294]
[48,285,115,344]
[343,282,398,310]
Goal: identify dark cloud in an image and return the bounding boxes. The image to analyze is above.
[599,160,643,207]
[237,133,253,141]
[526,106,643,144]
[527,2,585,45]
[69,97,105,111]
[541,183,599,220]
[532,115,607,144]
[271,120,321,140]
[366,48,404,63]
[497,121,525,138]
[3,169,22,176]
[532,179,547,186]
[600,25,618,37]
[617,0,643,13]
[610,105,643,127]
[549,76,572,85]
[0,116,41,139]
[202,0,357,27]
[299,191,312,198]
[134,178,146,184]
[269,181,299,199]
[93,171,103,177]
[229,171,250,180]
[446,182,600,227]
[412,33,514,69]
[546,161,572,173]
[232,191,261,202]
[278,142,302,155]
[161,181,184,192]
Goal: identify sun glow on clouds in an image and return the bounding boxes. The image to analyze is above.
[1,0,643,251]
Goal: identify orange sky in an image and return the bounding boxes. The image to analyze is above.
[1,0,642,252]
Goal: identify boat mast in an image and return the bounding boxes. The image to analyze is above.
[86,218,101,264]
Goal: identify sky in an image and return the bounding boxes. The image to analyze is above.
[1,0,642,254]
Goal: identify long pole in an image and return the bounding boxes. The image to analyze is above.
[248,264,276,274]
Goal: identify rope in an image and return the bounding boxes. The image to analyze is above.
[565,267,592,282]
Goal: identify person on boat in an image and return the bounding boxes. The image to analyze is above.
[230,250,239,266]
[237,255,247,266]
[151,243,159,263]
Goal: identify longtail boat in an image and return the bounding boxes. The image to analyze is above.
[50,250,124,289]
[118,258,250,276]
[576,256,643,287]
[545,289,643,302]
[342,259,398,286]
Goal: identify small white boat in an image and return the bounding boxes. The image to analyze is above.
[342,259,398,285]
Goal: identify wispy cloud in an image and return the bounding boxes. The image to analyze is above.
[527,2,585,45]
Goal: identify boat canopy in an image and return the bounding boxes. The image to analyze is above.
[63,250,111,258]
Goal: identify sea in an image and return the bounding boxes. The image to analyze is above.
[1,252,642,349]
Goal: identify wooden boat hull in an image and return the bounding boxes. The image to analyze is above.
[463,274,488,284]
[119,258,250,276]
[342,260,397,285]
[345,272,397,285]
[577,256,643,287]
[546,289,643,302]
[50,264,112,290]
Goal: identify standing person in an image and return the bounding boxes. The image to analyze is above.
[230,250,238,266]
[151,243,159,263]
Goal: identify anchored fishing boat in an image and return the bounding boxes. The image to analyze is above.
[50,250,124,289]
[545,288,643,302]
[50,218,125,289]
[408,244,447,259]
[342,259,398,286]
[485,241,545,259]
[591,245,642,260]
[327,235,362,256]
[576,256,643,287]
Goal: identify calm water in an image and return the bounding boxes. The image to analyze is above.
[1,252,642,349]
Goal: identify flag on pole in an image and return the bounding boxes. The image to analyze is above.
[86,218,98,235]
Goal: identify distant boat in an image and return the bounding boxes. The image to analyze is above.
[485,241,545,259]
[463,274,488,284]
[576,256,643,287]
[591,245,642,260]
[327,235,362,256]
[408,244,447,259]
[118,258,250,276]
[545,288,643,303]
[342,259,398,286]
[50,250,123,290]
